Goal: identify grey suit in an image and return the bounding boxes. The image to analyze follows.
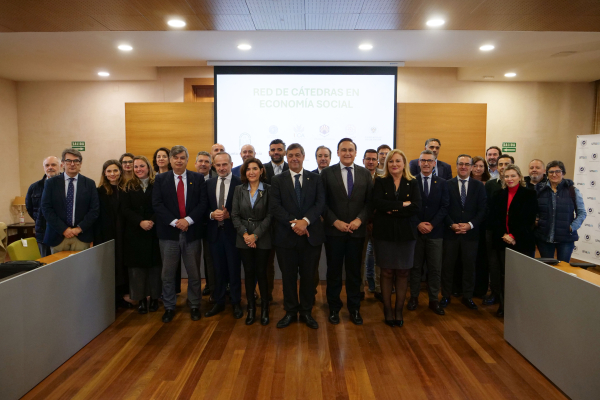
[231,184,272,249]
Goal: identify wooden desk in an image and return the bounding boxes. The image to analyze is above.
[38,251,80,264]
[552,261,600,286]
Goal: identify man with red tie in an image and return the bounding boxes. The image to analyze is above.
[153,145,207,323]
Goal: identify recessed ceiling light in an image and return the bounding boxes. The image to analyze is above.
[359,44,373,50]
[426,18,445,27]
[237,44,252,50]
[504,72,517,78]
[98,72,110,77]
[479,44,495,51]
[118,44,133,51]
[167,19,186,28]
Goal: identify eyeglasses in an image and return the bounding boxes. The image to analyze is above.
[121,160,134,164]
[364,157,378,162]
[419,159,435,163]
[457,163,472,167]
[547,170,563,175]
[63,159,81,165]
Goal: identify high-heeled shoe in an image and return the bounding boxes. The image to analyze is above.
[383,306,394,327]
[137,298,148,314]
[395,319,404,328]
[261,302,270,326]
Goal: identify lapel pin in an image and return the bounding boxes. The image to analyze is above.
[190,182,193,185]
[434,180,437,183]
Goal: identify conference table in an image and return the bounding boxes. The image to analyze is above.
[504,250,600,400]
[38,250,80,263]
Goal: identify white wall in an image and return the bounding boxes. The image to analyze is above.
[0,77,21,225]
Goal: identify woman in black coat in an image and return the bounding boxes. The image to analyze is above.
[121,155,162,314]
[372,149,421,327]
[94,159,128,308]
[490,164,538,317]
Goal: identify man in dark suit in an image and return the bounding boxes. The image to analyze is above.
[153,145,208,323]
[195,151,216,296]
[27,156,61,256]
[407,150,449,315]
[263,139,289,184]
[270,143,326,329]
[321,138,373,325]
[409,138,453,180]
[204,152,244,319]
[231,144,255,177]
[440,154,486,310]
[311,145,332,174]
[41,148,99,252]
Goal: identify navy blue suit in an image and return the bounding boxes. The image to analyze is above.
[409,159,453,181]
[205,174,243,305]
[231,165,242,178]
[413,175,449,239]
[41,174,99,247]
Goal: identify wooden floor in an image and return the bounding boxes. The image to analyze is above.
[22,281,567,400]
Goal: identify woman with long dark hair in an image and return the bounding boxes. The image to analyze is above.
[153,147,171,174]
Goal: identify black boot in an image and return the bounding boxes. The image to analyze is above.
[261,302,270,326]
[246,302,256,325]
[137,298,148,314]
[148,298,159,312]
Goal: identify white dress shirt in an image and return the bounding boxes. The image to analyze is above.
[171,170,194,227]
[289,169,310,225]
[457,175,474,229]
[209,172,233,220]
[340,163,355,195]
[489,168,500,180]
[64,173,79,226]
[272,161,284,175]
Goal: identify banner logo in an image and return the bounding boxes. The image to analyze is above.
[591,180,597,188]
[580,139,587,147]
[584,234,591,242]
[293,124,304,138]
[595,250,600,259]
[318,124,329,137]
[578,166,586,173]
[592,153,598,161]
[588,207,595,214]
[269,125,278,135]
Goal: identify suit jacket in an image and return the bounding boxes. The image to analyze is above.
[26,175,48,242]
[372,176,421,242]
[444,177,486,240]
[264,161,289,184]
[41,174,99,247]
[320,163,373,238]
[269,169,325,248]
[231,165,242,178]
[152,170,207,242]
[409,158,453,181]
[231,183,272,249]
[490,186,538,254]
[413,175,449,239]
[205,174,242,244]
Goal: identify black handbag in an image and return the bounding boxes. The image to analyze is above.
[0,260,45,279]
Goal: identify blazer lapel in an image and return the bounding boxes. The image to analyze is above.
[60,177,66,201]
[333,164,346,197]
[349,166,363,201]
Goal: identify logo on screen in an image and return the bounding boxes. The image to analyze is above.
[319,124,330,137]
[293,124,304,138]
[345,125,356,135]
[269,125,278,135]
[371,126,377,133]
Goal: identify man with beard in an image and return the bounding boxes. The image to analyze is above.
[26,156,61,256]
[525,159,547,189]
[409,138,453,180]
[264,139,288,184]
[486,146,502,180]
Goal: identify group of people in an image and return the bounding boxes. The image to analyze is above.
[25,137,586,328]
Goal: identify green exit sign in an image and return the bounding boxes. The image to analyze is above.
[502,142,516,153]
[71,141,85,151]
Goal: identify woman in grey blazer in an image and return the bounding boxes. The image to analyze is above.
[231,158,273,325]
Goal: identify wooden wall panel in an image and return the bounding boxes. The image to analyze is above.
[125,102,214,171]
[396,103,487,174]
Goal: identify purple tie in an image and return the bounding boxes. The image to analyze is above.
[66,178,75,226]
[345,166,353,198]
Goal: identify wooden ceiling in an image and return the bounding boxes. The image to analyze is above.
[1,0,599,32]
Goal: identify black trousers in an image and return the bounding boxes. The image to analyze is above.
[202,238,215,291]
[239,248,270,305]
[325,235,365,313]
[441,237,478,299]
[209,230,241,305]
[276,238,321,314]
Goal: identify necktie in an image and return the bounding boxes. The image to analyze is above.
[177,176,186,218]
[294,174,302,205]
[423,176,429,198]
[432,165,437,176]
[66,178,75,226]
[218,177,226,227]
[460,179,467,208]
[345,166,353,198]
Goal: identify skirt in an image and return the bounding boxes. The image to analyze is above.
[373,239,416,270]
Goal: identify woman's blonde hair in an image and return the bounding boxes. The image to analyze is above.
[382,149,414,181]
[501,164,526,189]
[124,155,156,192]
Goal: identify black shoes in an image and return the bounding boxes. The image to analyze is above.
[300,313,319,329]
[328,310,340,325]
[440,297,451,308]
[407,297,418,311]
[138,298,148,314]
[349,310,363,325]
[384,319,395,327]
[233,303,244,319]
[261,303,270,326]
[202,286,211,296]
[496,307,504,317]
[482,294,499,306]
[246,306,256,325]
[191,307,201,321]
[277,313,297,328]
[205,303,225,317]
[462,298,478,310]
[395,319,404,328]
[429,300,445,315]
[148,299,159,312]
[162,309,175,323]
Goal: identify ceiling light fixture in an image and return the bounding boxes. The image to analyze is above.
[479,44,495,51]
[504,72,517,77]
[98,72,110,77]
[237,44,252,50]
[359,44,373,50]
[118,44,133,51]
[426,18,445,27]
[167,19,186,28]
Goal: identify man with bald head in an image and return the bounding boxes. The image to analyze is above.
[232,144,255,177]
[26,156,61,256]
[210,143,225,175]
[525,159,547,189]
